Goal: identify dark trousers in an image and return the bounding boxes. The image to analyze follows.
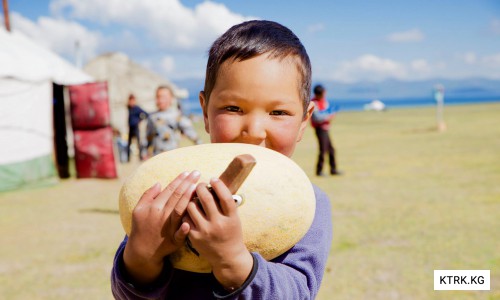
[127,126,143,161]
[315,127,337,174]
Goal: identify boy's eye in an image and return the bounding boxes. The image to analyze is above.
[270,110,289,116]
[224,106,242,112]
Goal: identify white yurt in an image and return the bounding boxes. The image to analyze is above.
[0,27,93,191]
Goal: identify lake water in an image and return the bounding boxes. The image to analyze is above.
[180,95,500,116]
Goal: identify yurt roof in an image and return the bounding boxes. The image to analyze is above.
[0,28,93,85]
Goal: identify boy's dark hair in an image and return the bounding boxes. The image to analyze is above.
[156,85,173,96]
[127,94,136,108]
[203,20,312,115]
[313,84,325,97]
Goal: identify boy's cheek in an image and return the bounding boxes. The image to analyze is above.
[208,115,238,143]
[210,132,233,143]
[273,125,302,155]
[210,123,236,143]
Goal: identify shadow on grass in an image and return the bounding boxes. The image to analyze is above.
[79,208,119,214]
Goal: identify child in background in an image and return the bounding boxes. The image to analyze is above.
[310,84,342,176]
[146,85,202,156]
[111,20,333,299]
[126,94,148,162]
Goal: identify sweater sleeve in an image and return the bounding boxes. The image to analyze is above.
[140,107,148,118]
[178,115,201,144]
[226,185,333,299]
[111,236,172,299]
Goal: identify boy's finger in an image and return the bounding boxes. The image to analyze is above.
[136,182,161,206]
[163,171,200,218]
[153,171,190,208]
[173,222,190,245]
[209,177,236,216]
[186,199,206,229]
[170,182,197,227]
[195,183,220,220]
[182,215,194,227]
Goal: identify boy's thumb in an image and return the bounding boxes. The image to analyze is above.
[174,222,190,244]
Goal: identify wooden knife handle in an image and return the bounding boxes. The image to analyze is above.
[218,154,256,194]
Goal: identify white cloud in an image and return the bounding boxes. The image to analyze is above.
[307,23,325,34]
[454,52,500,68]
[410,59,431,73]
[50,0,257,50]
[387,28,424,43]
[10,12,101,63]
[457,52,477,64]
[161,56,175,74]
[331,54,407,82]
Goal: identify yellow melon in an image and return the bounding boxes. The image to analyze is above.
[119,143,315,273]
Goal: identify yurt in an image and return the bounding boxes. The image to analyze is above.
[0,28,93,191]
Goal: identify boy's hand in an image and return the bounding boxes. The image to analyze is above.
[186,178,254,290]
[123,171,200,285]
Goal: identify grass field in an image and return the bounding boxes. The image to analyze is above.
[1,103,499,299]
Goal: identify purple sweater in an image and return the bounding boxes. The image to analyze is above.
[111,185,332,299]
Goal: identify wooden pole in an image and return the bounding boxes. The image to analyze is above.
[2,0,11,32]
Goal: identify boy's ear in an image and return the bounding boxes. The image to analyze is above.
[297,102,315,143]
[199,91,210,134]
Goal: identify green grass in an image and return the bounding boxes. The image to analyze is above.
[1,103,499,299]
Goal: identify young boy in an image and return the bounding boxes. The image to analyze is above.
[310,84,341,176]
[111,20,333,299]
[147,85,202,156]
[126,94,148,162]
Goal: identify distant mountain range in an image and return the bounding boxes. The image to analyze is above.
[172,77,500,101]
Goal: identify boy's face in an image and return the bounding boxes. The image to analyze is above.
[200,54,314,158]
[156,88,173,111]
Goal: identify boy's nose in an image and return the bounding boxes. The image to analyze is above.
[241,115,267,145]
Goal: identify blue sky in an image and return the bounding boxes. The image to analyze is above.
[3,0,500,82]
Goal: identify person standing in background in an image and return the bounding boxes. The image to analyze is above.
[146,85,202,156]
[126,94,148,162]
[434,84,447,132]
[311,84,342,176]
